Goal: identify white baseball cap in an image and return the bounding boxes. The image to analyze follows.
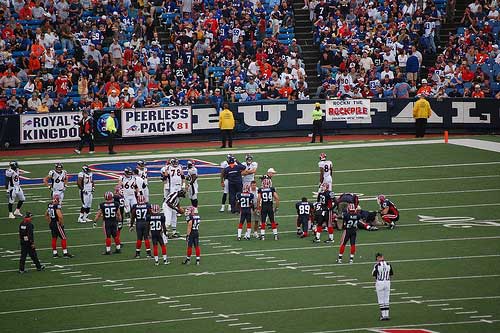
[267,168,276,173]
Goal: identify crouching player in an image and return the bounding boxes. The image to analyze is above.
[147,204,169,265]
[296,197,313,238]
[377,194,399,229]
[182,207,201,265]
[93,191,122,255]
[337,204,376,264]
[313,183,335,243]
[236,184,254,240]
[130,195,151,258]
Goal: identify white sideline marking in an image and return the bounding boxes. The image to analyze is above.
[470,315,493,318]
[244,254,264,257]
[114,287,134,291]
[227,248,243,251]
[346,282,358,286]
[180,307,203,312]
[401,295,422,299]
[2,254,498,292]
[241,326,263,330]
[278,262,298,266]
[256,257,275,260]
[313,272,336,276]
[15,139,445,166]
[51,268,70,272]
[286,266,297,270]
[169,303,191,308]
[302,269,322,272]
[456,311,478,314]
[81,277,102,281]
[409,299,421,304]
[135,293,157,298]
[212,245,232,248]
[391,292,409,296]
[338,279,358,282]
[216,318,239,323]
[192,311,213,315]
[442,307,463,311]
[61,271,81,275]
[450,138,500,153]
[266,259,287,263]
[124,290,144,294]
[209,243,221,245]
[71,274,92,278]
[481,319,494,324]
[428,303,449,307]
[228,322,252,327]
[362,286,373,289]
[157,300,178,304]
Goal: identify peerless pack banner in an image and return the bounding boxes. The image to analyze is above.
[325,99,371,121]
[121,106,192,137]
[20,112,81,144]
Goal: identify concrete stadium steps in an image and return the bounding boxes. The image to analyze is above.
[292,0,321,96]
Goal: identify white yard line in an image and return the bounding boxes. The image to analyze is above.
[450,138,500,153]
[456,311,478,315]
[169,303,191,308]
[470,315,493,318]
[216,318,239,323]
[442,307,463,311]
[124,290,144,294]
[228,322,252,327]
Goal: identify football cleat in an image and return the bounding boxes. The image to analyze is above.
[164,260,170,265]
[134,253,140,259]
[171,232,180,238]
[85,217,93,222]
[63,253,73,258]
[219,205,225,212]
[146,251,152,258]
[196,260,200,265]
[155,261,159,266]
[237,237,241,241]
[253,231,259,238]
[53,253,59,258]
[102,251,111,255]
[182,259,190,265]
[8,213,15,219]
[324,239,334,244]
[388,223,395,230]
[37,265,45,271]
[336,259,342,264]
[243,236,251,240]
[260,235,265,241]
[14,209,23,217]
[18,270,25,274]
[312,238,321,243]
[274,235,279,241]
[349,259,354,264]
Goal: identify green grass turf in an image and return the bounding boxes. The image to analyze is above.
[0,137,499,333]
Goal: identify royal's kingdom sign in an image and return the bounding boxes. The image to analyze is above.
[20,112,81,144]
[121,106,192,137]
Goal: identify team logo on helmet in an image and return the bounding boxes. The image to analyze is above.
[151,204,161,214]
[319,153,327,161]
[55,163,63,172]
[52,194,61,204]
[170,158,179,167]
[321,182,330,191]
[226,154,234,162]
[82,165,91,174]
[377,194,386,204]
[104,191,114,201]
[137,160,145,168]
[9,161,18,170]
[245,154,253,162]
[124,167,133,176]
[137,195,147,204]
[178,189,186,197]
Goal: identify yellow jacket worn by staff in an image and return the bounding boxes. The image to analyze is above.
[312,108,323,121]
[413,98,432,119]
[219,108,235,130]
[106,115,117,133]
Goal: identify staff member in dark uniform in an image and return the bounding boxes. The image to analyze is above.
[223,156,246,214]
[74,110,95,155]
[19,212,45,273]
[311,102,324,143]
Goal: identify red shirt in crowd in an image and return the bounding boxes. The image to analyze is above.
[55,75,70,96]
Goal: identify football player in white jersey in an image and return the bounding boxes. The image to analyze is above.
[118,167,138,222]
[186,160,199,208]
[160,159,171,200]
[318,153,333,191]
[5,161,25,219]
[135,160,149,201]
[242,154,258,187]
[77,165,94,223]
[219,154,232,212]
[43,163,68,204]
[167,158,185,193]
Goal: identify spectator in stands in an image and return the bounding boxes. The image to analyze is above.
[471,84,485,98]
[0,70,20,89]
[28,92,42,112]
[393,75,411,98]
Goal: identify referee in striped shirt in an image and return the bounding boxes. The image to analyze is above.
[372,253,394,321]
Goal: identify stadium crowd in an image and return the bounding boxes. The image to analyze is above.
[309,0,500,99]
[0,0,308,115]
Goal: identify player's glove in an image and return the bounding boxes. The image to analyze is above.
[368,226,378,231]
[274,207,279,213]
[92,222,97,228]
[185,235,189,242]
[129,225,134,232]
[117,221,123,228]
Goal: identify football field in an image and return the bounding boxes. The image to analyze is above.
[0,136,499,333]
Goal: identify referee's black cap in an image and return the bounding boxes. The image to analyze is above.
[375,252,383,259]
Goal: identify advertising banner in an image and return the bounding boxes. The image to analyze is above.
[121,106,192,137]
[19,112,81,144]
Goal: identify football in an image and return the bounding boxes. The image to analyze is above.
[177,207,185,214]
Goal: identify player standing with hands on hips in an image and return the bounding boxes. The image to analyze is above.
[373,252,394,321]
